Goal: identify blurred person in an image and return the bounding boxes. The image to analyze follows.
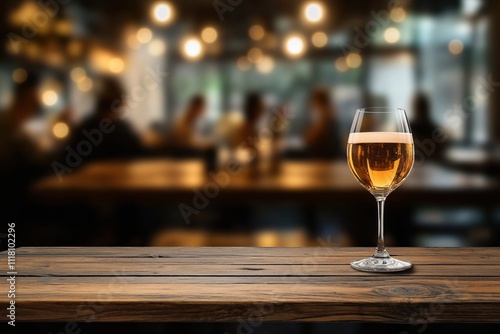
[167,95,207,155]
[303,87,343,159]
[0,75,46,183]
[62,77,143,165]
[228,93,268,173]
[0,74,55,232]
[411,92,445,161]
[234,93,266,146]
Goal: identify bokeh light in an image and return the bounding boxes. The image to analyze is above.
[284,35,306,57]
[108,57,124,74]
[247,47,263,63]
[384,27,401,44]
[346,52,362,68]
[201,27,218,43]
[390,7,406,22]
[182,38,203,60]
[256,56,275,74]
[249,25,265,41]
[42,90,58,106]
[304,2,324,23]
[311,32,328,48]
[449,39,464,55]
[70,67,86,83]
[152,2,173,25]
[12,68,27,83]
[77,77,93,92]
[52,122,70,139]
[137,27,153,43]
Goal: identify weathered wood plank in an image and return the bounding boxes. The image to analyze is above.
[10,254,500,266]
[2,276,500,322]
[1,247,499,323]
[11,262,500,277]
[13,246,500,257]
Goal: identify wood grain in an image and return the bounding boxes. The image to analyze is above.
[1,247,500,323]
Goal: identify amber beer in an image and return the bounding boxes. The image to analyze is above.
[347,132,414,194]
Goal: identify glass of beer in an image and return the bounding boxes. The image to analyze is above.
[347,108,414,272]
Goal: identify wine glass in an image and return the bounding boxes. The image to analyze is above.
[347,107,414,272]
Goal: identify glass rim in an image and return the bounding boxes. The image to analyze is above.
[356,107,406,113]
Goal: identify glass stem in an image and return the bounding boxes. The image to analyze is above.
[374,196,389,258]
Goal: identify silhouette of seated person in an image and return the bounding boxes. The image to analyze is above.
[64,77,143,165]
[303,88,343,159]
[0,75,53,223]
[411,92,445,162]
[167,95,207,157]
[0,75,46,186]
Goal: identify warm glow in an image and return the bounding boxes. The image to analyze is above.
[201,27,218,43]
[256,56,275,74]
[249,25,265,40]
[284,35,306,57]
[148,39,166,56]
[449,39,464,55]
[335,57,349,72]
[182,38,203,60]
[67,40,83,56]
[304,2,324,23]
[70,67,86,83]
[311,31,328,47]
[384,27,400,44]
[127,34,141,49]
[108,58,124,73]
[255,231,280,247]
[90,49,114,72]
[236,57,251,71]
[137,27,153,43]
[54,19,73,35]
[42,90,58,106]
[78,77,93,92]
[346,52,362,68]
[12,68,27,83]
[53,122,69,139]
[247,47,263,63]
[152,2,173,24]
[390,7,406,22]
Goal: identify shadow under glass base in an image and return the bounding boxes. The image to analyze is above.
[350,256,412,272]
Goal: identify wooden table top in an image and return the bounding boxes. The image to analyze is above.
[31,159,497,204]
[2,247,499,323]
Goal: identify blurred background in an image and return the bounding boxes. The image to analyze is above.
[0,0,500,332]
[1,0,500,248]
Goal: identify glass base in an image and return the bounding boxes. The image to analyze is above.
[351,255,412,272]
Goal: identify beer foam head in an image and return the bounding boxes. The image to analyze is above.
[348,132,413,144]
